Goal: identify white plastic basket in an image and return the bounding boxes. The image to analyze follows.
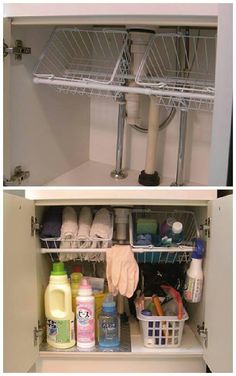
[135,298,188,348]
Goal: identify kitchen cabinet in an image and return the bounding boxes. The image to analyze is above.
[3,189,233,373]
[3,4,232,187]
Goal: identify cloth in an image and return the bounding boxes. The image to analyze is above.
[40,206,63,248]
[90,208,112,248]
[77,207,93,248]
[106,245,139,298]
[60,207,79,260]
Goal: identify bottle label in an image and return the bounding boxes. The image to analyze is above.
[76,302,95,343]
[101,318,118,339]
[47,319,74,343]
[184,276,203,303]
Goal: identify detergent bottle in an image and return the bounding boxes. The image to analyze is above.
[45,262,75,349]
[76,277,95,349]
[70,271,83,314]
[98,293,120,347]
[184,239,204,303]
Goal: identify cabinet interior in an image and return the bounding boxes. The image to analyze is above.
[7,24,216,186]
[35,203,208,350]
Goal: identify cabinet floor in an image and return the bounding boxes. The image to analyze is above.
[45,161,203,186]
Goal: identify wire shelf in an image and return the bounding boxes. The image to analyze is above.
[130,209,199,264]
[33,28,130,99]
[136,31,216,111]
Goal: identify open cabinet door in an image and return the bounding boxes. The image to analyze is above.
[3,193,39,372]
[203,195,233,372]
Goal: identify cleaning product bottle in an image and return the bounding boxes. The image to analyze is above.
[184,239,204,303]
[70,271,83,314]
[45,262,75,349]
[98,293,120,347]
[76,277,95,349]
[171,221,183,244]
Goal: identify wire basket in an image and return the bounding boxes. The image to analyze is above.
[130,209,199,264]
[135,31,217,111]
[33,28,130,99]
[135,297,188,348]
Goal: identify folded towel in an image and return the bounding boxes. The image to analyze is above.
[90,208,111,239]
[77,207,93,239]
[60,206,78,238]
[40,206,63,248]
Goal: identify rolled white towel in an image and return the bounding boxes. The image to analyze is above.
[60,206,78,238]
[90,208,111,239]
[77,207,93,240]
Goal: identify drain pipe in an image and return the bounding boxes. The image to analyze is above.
[171,109,188,186]
[138,96,160,186]
[111,95,127,179]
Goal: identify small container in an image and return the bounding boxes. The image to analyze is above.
[71,272,83,314]
[171,221,183,244]
[98,294,120,348]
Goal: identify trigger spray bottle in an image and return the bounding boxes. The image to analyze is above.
[184,239,204,303]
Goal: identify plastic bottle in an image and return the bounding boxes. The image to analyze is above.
[98,294,120,347]
[45,262,75,349]
[76,277,95,349]
[171,221,183,244]
[184,239,204,303]
[70,272,83,314]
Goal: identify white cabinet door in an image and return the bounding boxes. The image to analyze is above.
[3,193,39,372]
[203,195,233,372]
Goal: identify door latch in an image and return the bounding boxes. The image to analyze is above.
[197,321,208,347]
[3,39,31,60]
[200,217,211,238]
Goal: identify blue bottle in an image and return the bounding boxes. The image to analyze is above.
[98,294,120,347]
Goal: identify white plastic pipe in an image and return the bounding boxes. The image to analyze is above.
[144,97,160,174]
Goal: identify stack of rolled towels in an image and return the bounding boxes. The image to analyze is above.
[40,206,112,259]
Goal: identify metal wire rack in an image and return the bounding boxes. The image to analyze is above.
[33,28,131,99]
[135,31,217,111]
[130,209,199,264]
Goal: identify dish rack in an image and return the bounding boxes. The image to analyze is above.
[33,27,217,112]
[135,297,189,348]
[130,209,199,264]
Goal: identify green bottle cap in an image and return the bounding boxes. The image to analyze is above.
[51,262,66,276]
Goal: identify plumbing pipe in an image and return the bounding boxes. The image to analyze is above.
[171,109,188,186]
[33,77,214,101]
[114,208,130,242]
[110,96,127,179]
[138,97,160,186]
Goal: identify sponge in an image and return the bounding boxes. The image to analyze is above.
[136,218,157,235]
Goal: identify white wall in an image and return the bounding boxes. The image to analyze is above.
[9,26,90,185]
[89,97,212,185]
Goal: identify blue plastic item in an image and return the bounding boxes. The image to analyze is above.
[98,294,120,347]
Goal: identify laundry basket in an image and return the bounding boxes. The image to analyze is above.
[135,298,189,348]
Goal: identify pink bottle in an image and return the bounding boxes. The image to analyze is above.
[76,278,95,349]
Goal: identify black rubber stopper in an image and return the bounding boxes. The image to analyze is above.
[138,170,160,186]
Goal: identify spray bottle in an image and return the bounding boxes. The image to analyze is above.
[184,239,204,303]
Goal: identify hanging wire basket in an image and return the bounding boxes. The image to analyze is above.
[33,28,131,99]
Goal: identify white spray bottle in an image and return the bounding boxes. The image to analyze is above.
[184,239,204,303]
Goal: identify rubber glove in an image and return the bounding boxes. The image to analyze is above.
[106,248,118,296]
[111,245,126,288]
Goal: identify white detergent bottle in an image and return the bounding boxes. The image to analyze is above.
[76,277,95,349]
[184,239,204,303]
[45,262,75,349]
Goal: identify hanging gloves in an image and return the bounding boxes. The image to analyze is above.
[106,245,139,298]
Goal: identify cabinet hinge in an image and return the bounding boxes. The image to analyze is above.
[31,216,41,236]
[3,39,31,60]
[200,217,211,238]
[197,321,208,348]
[34,321,44,346]
[3,166,30,186]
